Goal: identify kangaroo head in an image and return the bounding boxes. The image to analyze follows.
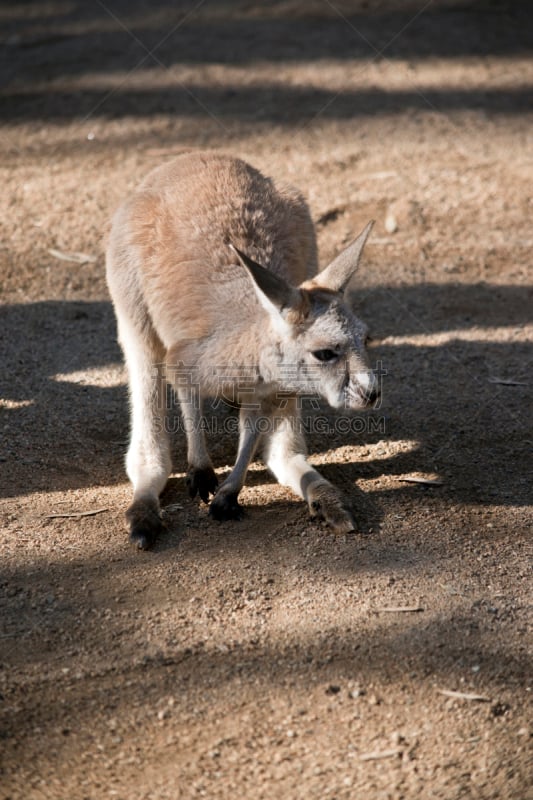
[231,221,379,410]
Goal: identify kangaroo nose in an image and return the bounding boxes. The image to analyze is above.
[355,371,380,406]
[362,373,380,406]
[365,384,381,406]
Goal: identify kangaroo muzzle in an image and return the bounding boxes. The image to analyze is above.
[348,370,380,409]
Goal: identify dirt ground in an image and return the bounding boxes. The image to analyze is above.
[1,1,532,798]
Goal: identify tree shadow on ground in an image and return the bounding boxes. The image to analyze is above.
[4,85,533,123]
[1,530,530,680]
[1,283,530,510]
[2,507,530,789]
[1,0,532,122]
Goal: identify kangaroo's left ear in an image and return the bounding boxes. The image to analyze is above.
[312,220,374,294]
[230,244,300,324]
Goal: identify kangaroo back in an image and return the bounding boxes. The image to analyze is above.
[108,151,318,350]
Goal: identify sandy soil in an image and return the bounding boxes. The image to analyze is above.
[1,1,532,798]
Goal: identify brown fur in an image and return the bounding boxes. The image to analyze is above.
[118,152,317,348]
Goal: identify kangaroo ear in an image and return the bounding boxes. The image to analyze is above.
[230,244,298,317]
[313,220,374,293]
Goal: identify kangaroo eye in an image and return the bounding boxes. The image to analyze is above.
[312,349,338,363]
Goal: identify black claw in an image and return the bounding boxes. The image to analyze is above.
[209,492,244,521]
[126,499,164,550]
[129,528,156,551]
[186,466,218,503]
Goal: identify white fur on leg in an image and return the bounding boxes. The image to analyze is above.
[263,401,313,498]
[263,399,355,533]
[117,312,171,504]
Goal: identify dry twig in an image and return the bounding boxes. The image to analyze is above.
[45,508,108,519]
[398,476,444,486]
[360,748,402,761]
[488,377,527,386]
[48,248,97,264]
[145,147,194,157]
[437,689,491,703]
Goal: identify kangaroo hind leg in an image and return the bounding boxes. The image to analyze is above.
[119,312,172,550]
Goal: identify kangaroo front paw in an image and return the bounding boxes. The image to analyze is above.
[186,466,218,503]
[308,484,356,535]
[209,490,244,521]
[126,498,164,550]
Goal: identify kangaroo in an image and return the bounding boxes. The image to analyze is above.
[106,151,379,549]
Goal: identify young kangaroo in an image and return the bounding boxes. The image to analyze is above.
[106,151,379,549]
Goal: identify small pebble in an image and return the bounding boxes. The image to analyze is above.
[385,212,398,234]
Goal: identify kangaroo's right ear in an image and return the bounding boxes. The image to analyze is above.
[230,244,299,322]
[312,220,374,293]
